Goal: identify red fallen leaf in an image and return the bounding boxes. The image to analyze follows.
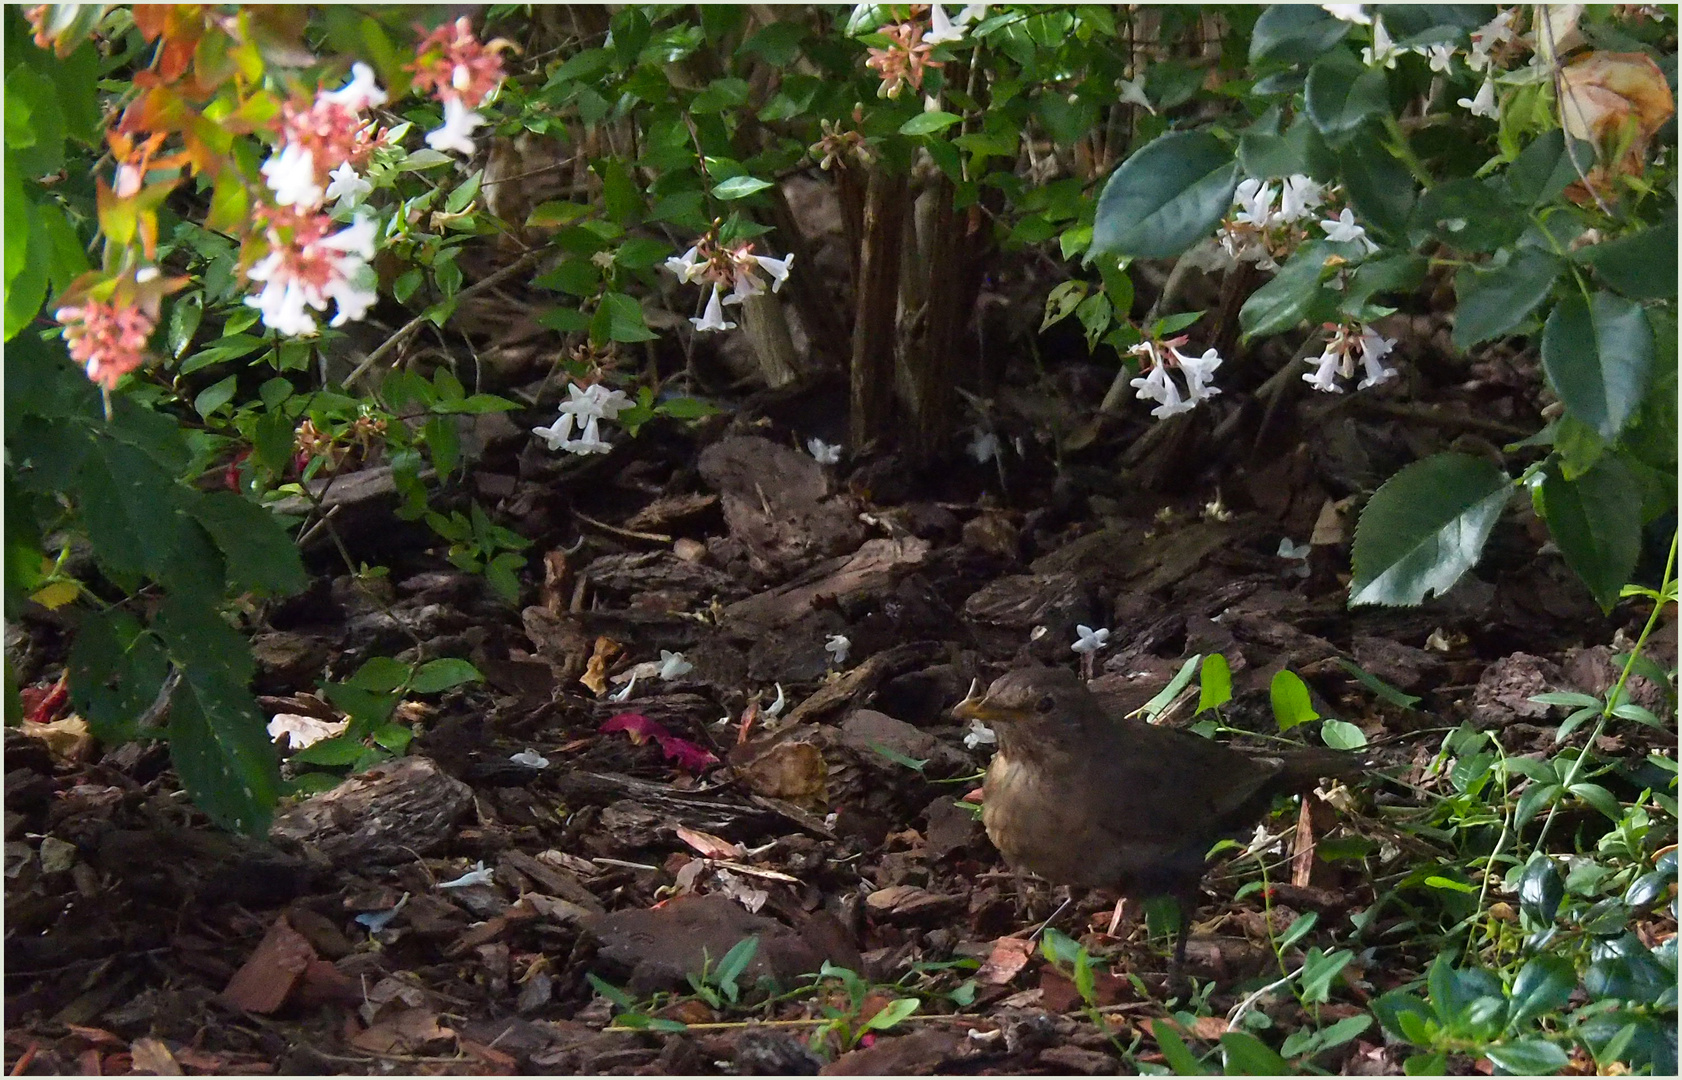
[601,713,719,772]
[24,675,69,726]
[975,937,1035,986]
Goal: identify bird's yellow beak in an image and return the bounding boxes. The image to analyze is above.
[952,679,1023,723]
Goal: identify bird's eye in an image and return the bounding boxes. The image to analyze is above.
[1035,694,1055,714]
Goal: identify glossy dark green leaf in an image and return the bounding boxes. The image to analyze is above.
[1510,954,1576,1025]
[1453,253,1563,348]
[1577,215,1678,300]
[1485,1039,1569,1075]
[594,291,658,343]
[1240,244,1338,339]
[710,175,772,200]
[1541,291,1654,442]
[1250,4,1351,63]
[1505,130,1578,207]
[1372,989,1436,1043]
[1535,455,1642,612]
[1350,453,1513,607]
[1410,177,1526,253]
[67,610,168,743]
[900,109,962,136]
[1518,855,1565,923]
[1091,131,1240,259]
[1305,50,1388,139]
[1340,139,1415,240]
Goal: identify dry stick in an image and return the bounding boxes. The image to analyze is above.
[339,247,547,390]
[571,508,672,545]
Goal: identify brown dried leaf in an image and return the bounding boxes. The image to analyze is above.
[580,636,621,695]
[975,936,1035,985]
[733,740,827,805]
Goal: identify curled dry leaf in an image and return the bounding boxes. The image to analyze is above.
[732,740,828,806]
[674,825,745,860]
[268,712,347,750]
[580,636,621,694]
[975,936,1035,985]
[1558,51,1676,199]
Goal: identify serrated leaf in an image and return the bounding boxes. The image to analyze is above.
[1578,215,1678,300]
[1535,455,1642,612]
[1542,291,1655,443]
[77,438,188,580]
[190,491,308,598]
[1091,131,1240,259]
[1453,253,1563,349]
[1349,453,1513,607]
[168,669,281,834]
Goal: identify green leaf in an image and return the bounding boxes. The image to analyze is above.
[77,437,189,580]
[1304,50,1389,139]
[347,656,412,693]
[190,491,308,598]
[1339,138,1415,240]
[713,935,760,1001]
[1139,654,1203,719]
[1220,1031,1291,1075]
[1349,452,1513,607]
[1321,718,1368,750]
[1250,4,1351,63]
[863,997,919,1030]
[5,206,49,340]
[1240,244,1337,339]
[900,110,962,136]
[1541,291,1654,443]
[526,201,594,228]
[289,733,367,766]
[1410,177,1525,253]
[1091,131,1240,260]
[410,657,483,694]
[168,669,281,835]
[1299,946,1355,1003]
[1270,670,1319,731]
[1505,130,1579,207]
[1535,455,1642,612]
[1197,652,1232,713]
[193,374,239,419]
[1333,658,1422,708]
[1578,215,1678,301]
[67,610,168,743]
[1151,1020,1213,1074]
[593,291,658,343]
[1372,989,1436,1044]
[1509,954,1576,1026]
[1484,1040,1569,1076]
[371,722,413,752]
[1453,253,1564,349]
[868,740,928,773]
[710,175,773,200]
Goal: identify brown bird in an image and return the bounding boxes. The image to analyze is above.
[954,666,1363,966]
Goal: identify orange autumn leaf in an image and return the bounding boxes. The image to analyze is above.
[1558,51,1676,201]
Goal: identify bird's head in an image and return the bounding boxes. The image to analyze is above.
[953,666,1090,726]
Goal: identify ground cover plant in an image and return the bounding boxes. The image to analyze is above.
[3,2,1676,1074]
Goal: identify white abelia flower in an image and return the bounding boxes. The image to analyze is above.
[325,162,372,208]
[1304,344,1343,393]
[1233,178,1277,228]
[964,719,998,749]
[532,412,577,451]
[260,143,322,209]
[808,437,842,464]
[438,861,494,889]
[1322,4,1370,24]
[825,634,851,665]
[664,245,707,284]
[1356,328,1399,388]
[1130,361,1194,418]
[1072,624,1111,654]
[1172,346,1224,402]
[1278,174,1327,223]
[325,61,388,111]
[563,414,612,455]
[1361,16,1399,68]
[925,4,967,44]
[1422,42,1456,73]
[658,650,694,680]
[1319,207,1380,254]
[690,283,737,333]
[1458,78,1500,120]
[510,749,550,769]
[968,430,1000,463]
[751,253,793,293]
[426,96,488,155]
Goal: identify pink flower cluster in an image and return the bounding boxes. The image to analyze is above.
[56,296,156,391]
[407,17,510,155]
[246,64,387,336]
